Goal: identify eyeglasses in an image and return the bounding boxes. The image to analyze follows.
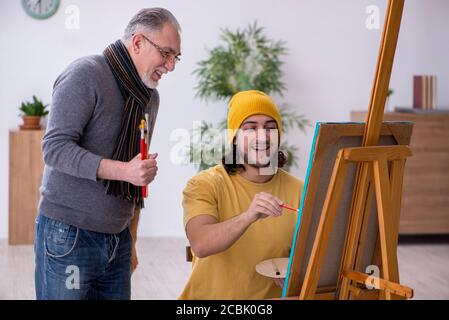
[140,34,181,65]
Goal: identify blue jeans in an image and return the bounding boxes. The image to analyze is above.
[34,214,132,300]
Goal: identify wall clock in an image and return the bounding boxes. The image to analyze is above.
[22,0,60,20]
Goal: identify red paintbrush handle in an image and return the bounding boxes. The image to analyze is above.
[141,139,148,198]
[281,204,298,212]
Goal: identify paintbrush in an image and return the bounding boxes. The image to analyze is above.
[280,204,299,212]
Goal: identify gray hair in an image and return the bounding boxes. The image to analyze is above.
[122,8,181,43]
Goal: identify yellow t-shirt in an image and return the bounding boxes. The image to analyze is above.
[179,165,304,300]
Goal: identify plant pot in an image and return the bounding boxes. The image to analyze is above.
[20,116,41,130]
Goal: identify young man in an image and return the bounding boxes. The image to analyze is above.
[180,90,304,299]
[35,8,181,300]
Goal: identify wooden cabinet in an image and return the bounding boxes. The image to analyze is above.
[351,111,449,235]
[9,130,45,245]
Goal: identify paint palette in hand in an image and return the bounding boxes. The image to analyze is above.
[256,258,289,279]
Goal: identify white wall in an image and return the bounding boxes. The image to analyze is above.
[1,0,448,238]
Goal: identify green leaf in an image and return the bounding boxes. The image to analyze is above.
[278,103,311,134]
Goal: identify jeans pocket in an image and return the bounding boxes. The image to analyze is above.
[44,219,79,258]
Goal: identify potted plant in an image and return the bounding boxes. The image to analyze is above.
[19,95,49,130]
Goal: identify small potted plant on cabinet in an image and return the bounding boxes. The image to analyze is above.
[19,96,49,130]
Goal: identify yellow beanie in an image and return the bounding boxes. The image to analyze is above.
[227,90,282,144]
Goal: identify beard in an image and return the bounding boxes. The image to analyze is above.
[243,150,279,175]
[244,152,272,168]
[237,147,279,169]
[141,71,158,89]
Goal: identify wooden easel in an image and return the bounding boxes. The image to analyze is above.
[299,145,413,299]
[297,0,413,300]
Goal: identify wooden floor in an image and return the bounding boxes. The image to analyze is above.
[0,237,448,300]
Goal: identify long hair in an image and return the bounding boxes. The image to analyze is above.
[221,143,288,175]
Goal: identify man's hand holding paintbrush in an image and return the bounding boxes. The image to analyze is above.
[97,152,158,187]
[125,152,158,187]
[243,192,299,224]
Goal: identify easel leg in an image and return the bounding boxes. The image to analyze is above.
[389,159,406,239]
[373,158,401,300]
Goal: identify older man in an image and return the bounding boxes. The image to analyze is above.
[35,8,181,300]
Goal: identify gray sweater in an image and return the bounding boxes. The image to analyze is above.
[39,54,159,234]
